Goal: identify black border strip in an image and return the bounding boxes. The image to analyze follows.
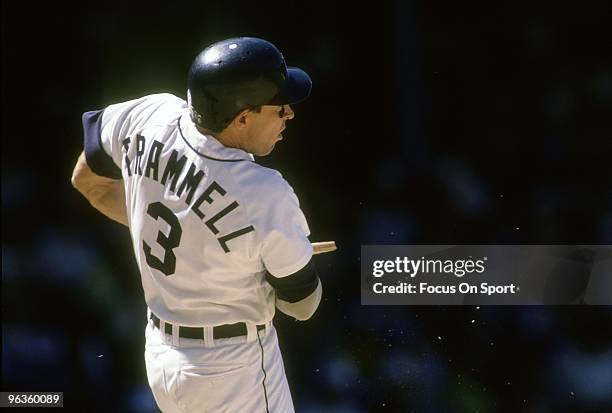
[177,117,251,163]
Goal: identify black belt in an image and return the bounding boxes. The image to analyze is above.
[150,313,265,340]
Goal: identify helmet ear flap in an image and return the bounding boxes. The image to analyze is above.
[187,90,203,126]
[187,88,227,133]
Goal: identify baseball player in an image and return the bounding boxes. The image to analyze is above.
[72,37,327,412]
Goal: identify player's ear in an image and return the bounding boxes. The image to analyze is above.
[232,108,251,129]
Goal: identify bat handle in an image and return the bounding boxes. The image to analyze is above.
[312,241,337,255]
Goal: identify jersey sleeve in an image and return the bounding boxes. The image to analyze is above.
[81,94,178,179]
[256,178,313,278]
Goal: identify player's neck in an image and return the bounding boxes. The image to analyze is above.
[196,125,244,152]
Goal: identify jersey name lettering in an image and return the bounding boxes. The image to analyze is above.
[125,134,254,252]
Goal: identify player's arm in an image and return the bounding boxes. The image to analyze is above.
[267,259,322,321]
[275,280,322,321]
[71,151,128,227]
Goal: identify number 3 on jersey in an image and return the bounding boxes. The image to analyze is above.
[143,202,182,276]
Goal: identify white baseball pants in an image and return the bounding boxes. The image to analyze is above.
[144,319,295,413]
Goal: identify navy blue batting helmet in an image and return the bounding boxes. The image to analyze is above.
[187,37,312,132]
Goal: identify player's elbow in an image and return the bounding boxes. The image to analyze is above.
[71,152,103,198]
[71,172,87,198]
[276,278,322,321]
[268,259,322,320]
[71,152,89,190]
[71,169,83,190]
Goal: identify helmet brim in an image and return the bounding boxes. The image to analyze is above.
[270,67,312,105]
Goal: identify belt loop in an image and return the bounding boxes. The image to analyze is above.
[246,322,256,343]
[172,324,179,346]
[158,320,166,344]
[203,326,214,347]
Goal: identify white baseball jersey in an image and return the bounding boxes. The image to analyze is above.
[82,93,313,327]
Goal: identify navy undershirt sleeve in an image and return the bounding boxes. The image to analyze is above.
[82,110,122,179]
[266,258,319,303]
